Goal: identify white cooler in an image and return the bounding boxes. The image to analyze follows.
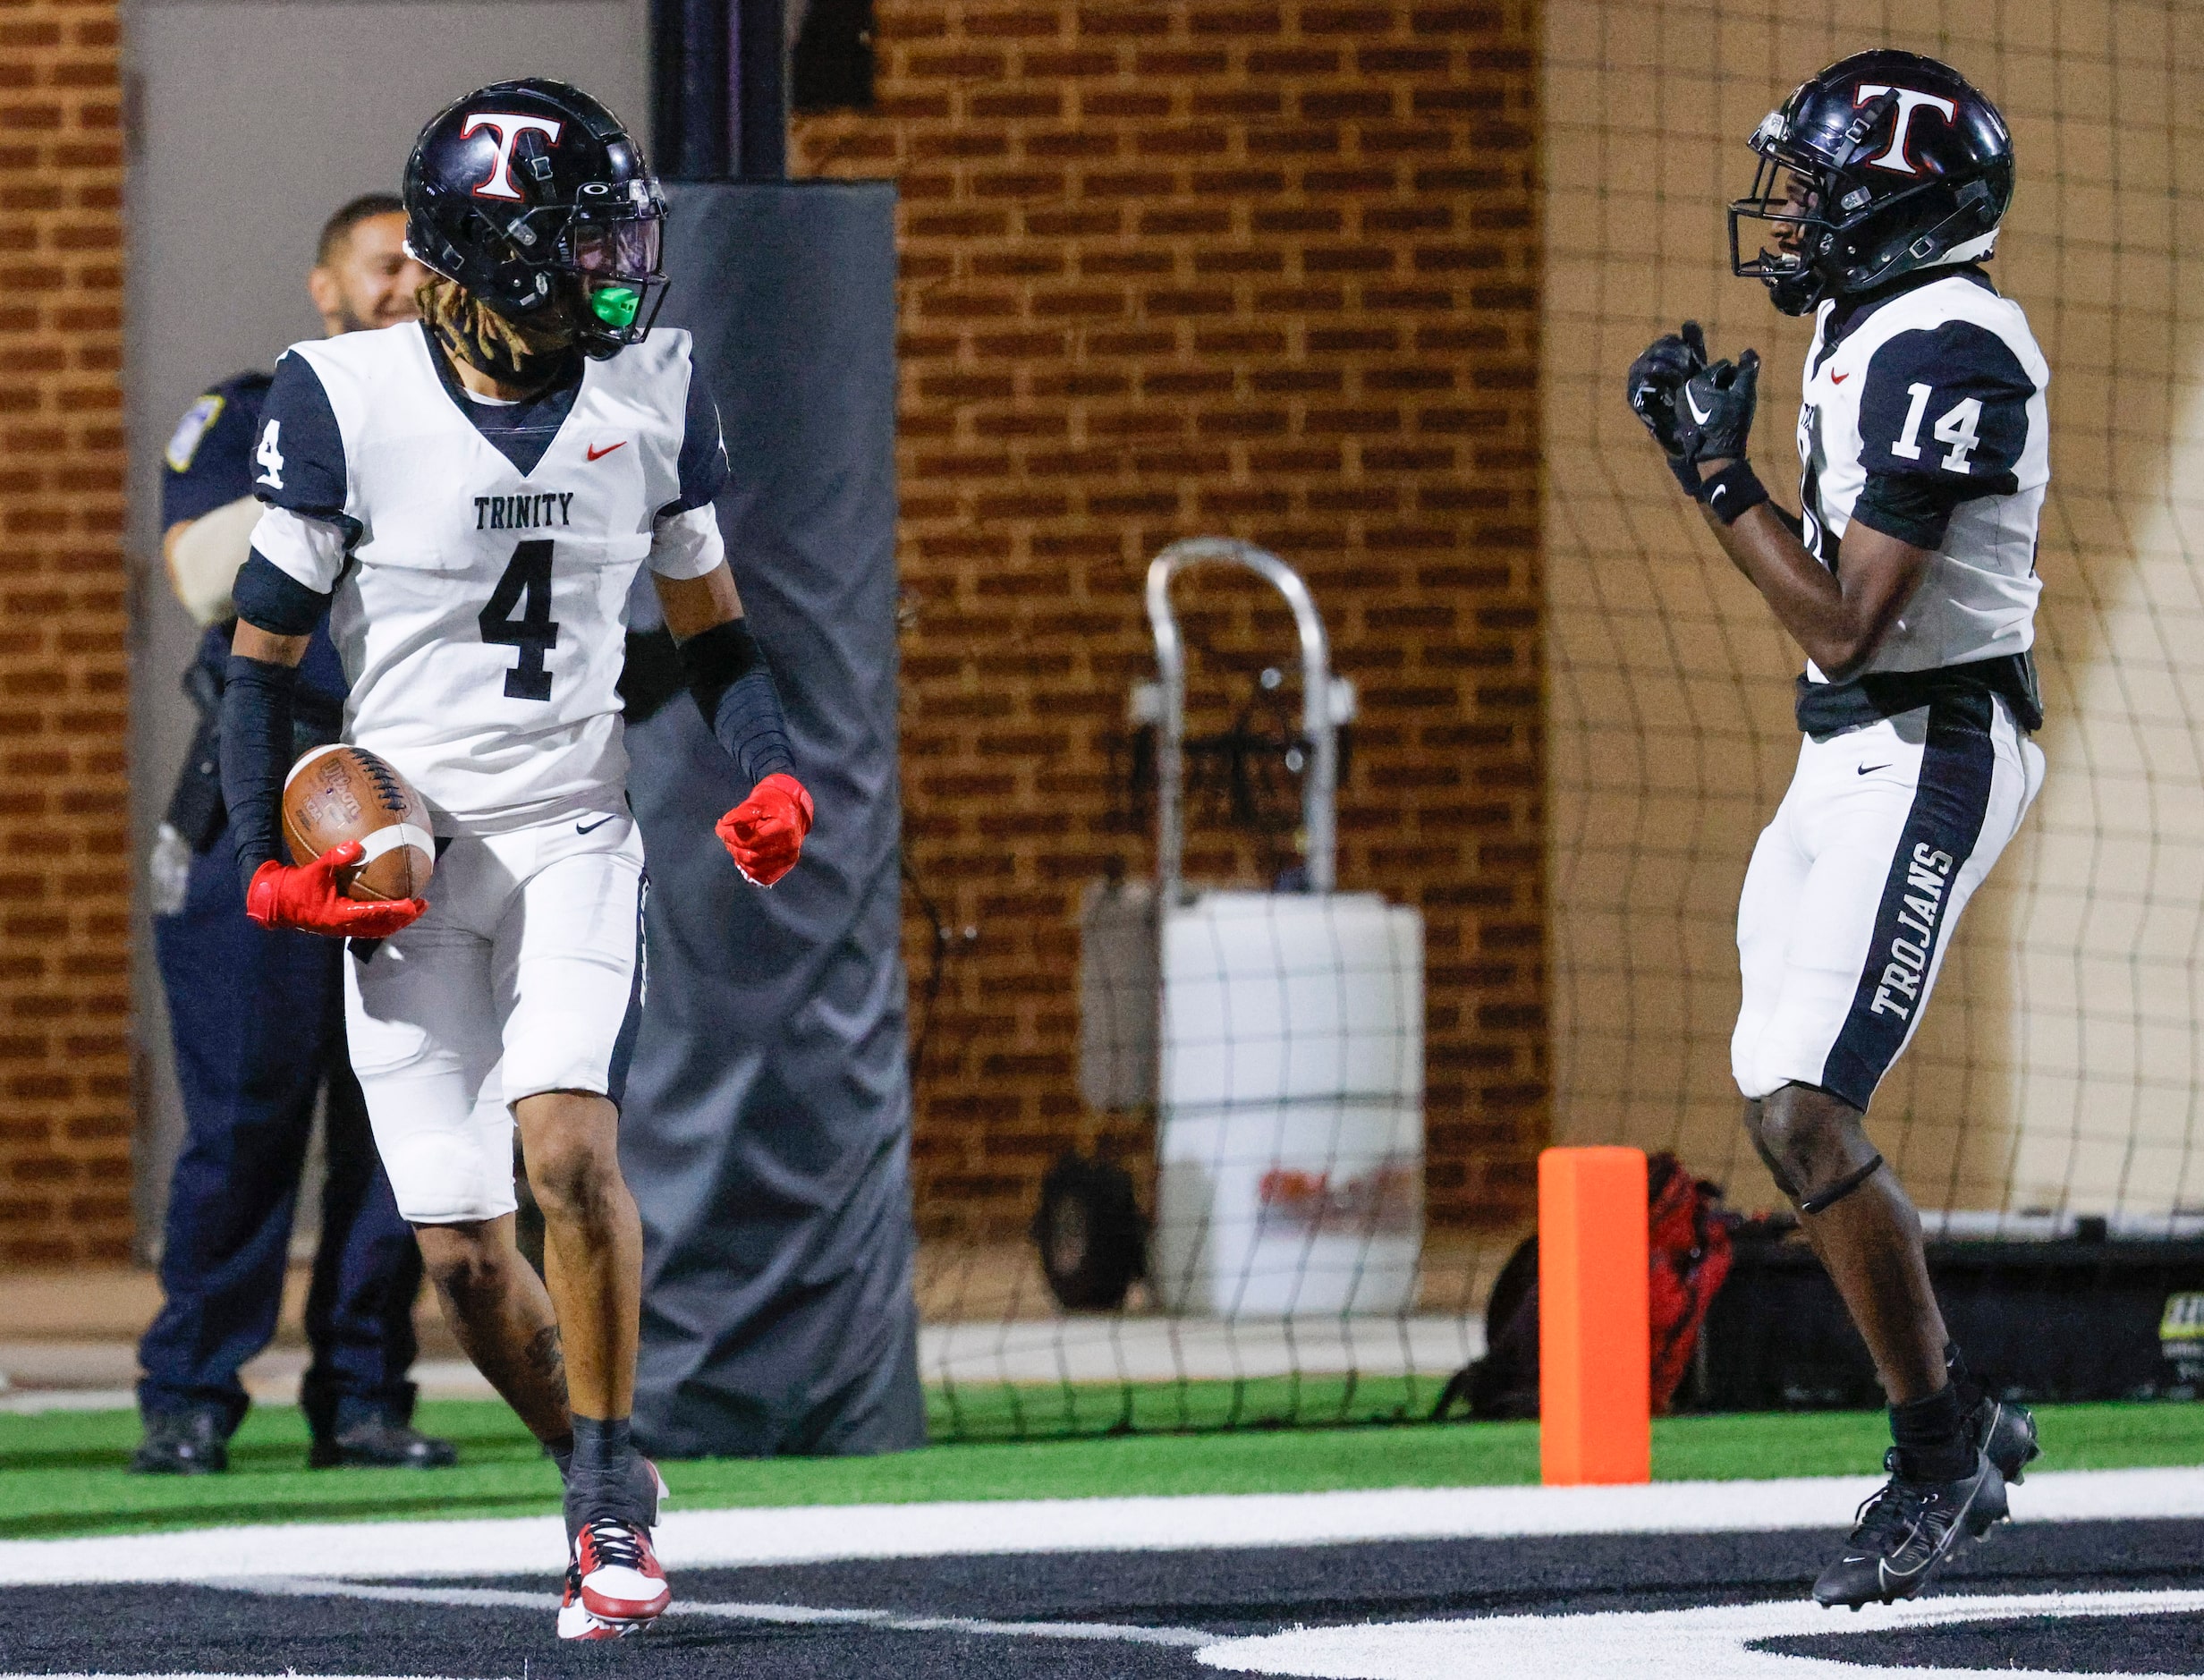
[1080,539,1427,1319]
[1152,889,1423,1317]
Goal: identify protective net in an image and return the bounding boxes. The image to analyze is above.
[1547,3,2204,1407]
[1549,2,2204,1216]
[920,1,2204,1438]
[917,555,1470,1441]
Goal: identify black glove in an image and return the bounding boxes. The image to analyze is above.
[1627,322,1712,495]
[1625,320,1708,455]
[1674,349,1760,470]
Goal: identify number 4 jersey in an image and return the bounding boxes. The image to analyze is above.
[245,320,728,835]
[1794,267,2049,703]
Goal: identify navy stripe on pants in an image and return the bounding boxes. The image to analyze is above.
[1819,692,1997,1112]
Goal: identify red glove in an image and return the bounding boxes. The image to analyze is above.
[246,840,428,938]
[715,772,814,887]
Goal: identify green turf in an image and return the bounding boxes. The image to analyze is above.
[2,1396,2199,1540]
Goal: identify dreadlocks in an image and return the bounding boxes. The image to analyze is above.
[418,275,576,390]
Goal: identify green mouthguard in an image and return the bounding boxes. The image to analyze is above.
[590,284,642,328]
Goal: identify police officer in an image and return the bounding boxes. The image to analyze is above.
[134,194,458,1474]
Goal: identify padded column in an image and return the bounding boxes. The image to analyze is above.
[622,180,922,1455]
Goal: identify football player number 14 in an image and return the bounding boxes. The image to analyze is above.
[480,539,559,700]
[1891,381,1982,475]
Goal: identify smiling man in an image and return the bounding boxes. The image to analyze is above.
[1625,50,2049,1608]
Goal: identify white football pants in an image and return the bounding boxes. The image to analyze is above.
[343,810,644,1224]
[1732,692,2043,1112]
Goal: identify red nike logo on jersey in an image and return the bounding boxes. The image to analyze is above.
[588,441,626,461]
[1830,371,1851,383]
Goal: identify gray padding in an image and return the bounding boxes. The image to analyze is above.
[621,181,922,1456]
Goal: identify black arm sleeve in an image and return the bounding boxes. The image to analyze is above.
[219,654,297,893]
[679,619,795,790]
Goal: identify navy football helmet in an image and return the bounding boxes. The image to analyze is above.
[403,79,667,357]
[1730,50,2014,316]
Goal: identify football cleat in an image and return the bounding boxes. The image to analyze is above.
[636,1455,670,1524]
[1971,1396,2039,1485]
[576,1515,671,1625]
[1814,1447,2007,1609]
[558,1557,644,1641]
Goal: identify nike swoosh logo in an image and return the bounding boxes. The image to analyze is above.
[1685,389,1713,424]
[588,441,626,462]
[1831,371,1851,383]
[1858,763,1890,776]
[576,815,617,835]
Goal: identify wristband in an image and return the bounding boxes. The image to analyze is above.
[1696,460,1769,527]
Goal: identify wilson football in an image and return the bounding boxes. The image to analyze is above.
[281,744,434,903]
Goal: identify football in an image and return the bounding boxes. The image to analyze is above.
[281,744,435,903]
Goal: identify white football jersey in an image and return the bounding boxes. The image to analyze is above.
[246,322,726,834]
[1794,270,2049,679]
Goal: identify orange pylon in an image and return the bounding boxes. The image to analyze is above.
[1539,1146,1651,1485]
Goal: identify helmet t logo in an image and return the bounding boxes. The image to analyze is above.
[1852,85,1958,175]
[460,112,564,200]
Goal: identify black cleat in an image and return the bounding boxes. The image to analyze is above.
[1814,1448,2007,1609]
[131,1406,228,1475]
[1971,1396,2039,1484]
[309,1413,460,1470]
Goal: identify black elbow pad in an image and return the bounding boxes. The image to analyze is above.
[232,551,332,636]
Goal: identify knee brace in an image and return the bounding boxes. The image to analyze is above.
[1748,1086,1885,1216]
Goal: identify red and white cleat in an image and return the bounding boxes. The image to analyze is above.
[576,1515,672,1625]
[558,1557,644,1641]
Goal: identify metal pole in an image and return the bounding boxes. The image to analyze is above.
[737,0,790,177]
[1147,560,1189,905]
[1143,539,1338,901]
[653,0,732,178]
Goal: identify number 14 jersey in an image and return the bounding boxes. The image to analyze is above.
[1794,268,2049,680]
[246,320,728,835]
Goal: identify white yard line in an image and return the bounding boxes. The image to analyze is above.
[227,1574,1212,1647]
[2,1465,2200,1587]
[1199,1589,2204,1680]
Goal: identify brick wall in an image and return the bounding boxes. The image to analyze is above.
[0,0,130,1263]
[796,0,1547,1239]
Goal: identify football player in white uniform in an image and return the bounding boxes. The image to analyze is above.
[1626,51,2047,1608]
[217,81,812,1639]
